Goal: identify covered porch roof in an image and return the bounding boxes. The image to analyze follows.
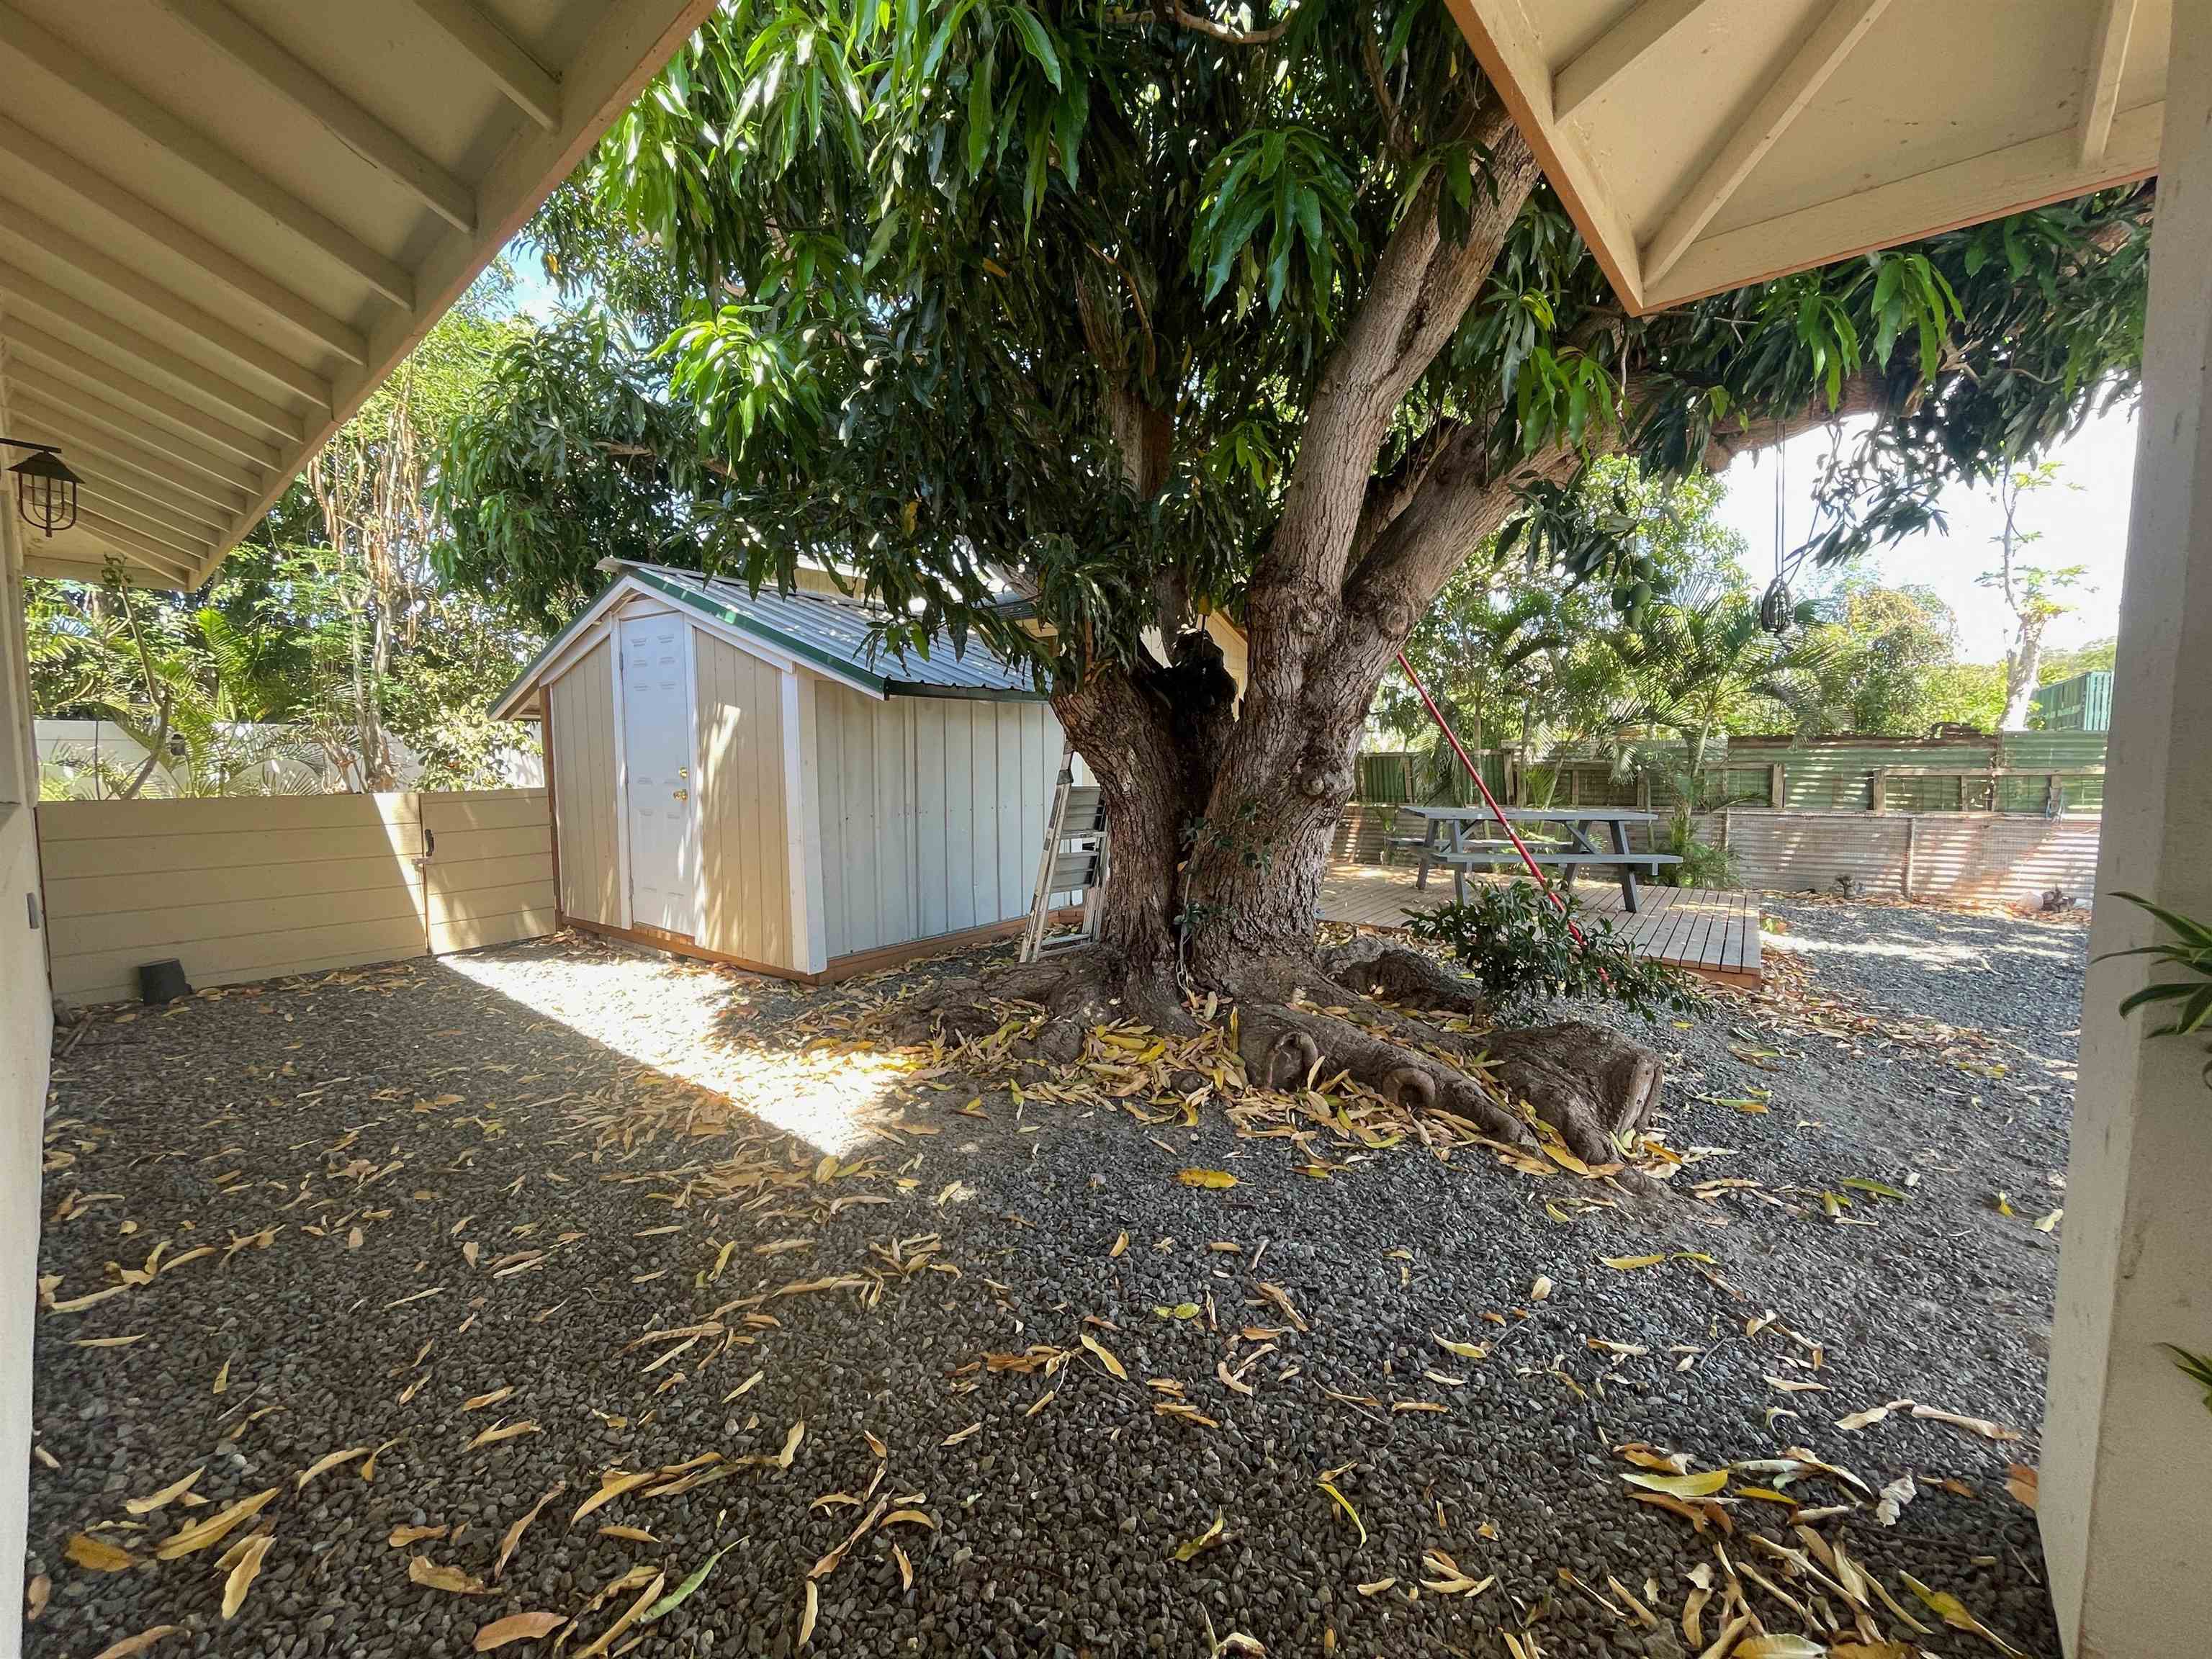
[0,0,714,591]
[1449,0,2168,313]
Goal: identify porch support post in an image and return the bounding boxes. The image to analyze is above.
[2042,5,2212,1652]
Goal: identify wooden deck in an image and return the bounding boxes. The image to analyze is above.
[1318,861,1763,986]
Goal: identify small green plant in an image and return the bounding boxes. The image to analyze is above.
[2170,1345,2212,1415]
[1404,879,1699,1024]
[2101,892,2212,1084]
[1658,800,1738,889]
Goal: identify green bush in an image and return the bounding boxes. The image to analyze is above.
[1403,879,1699,1024]
[1659,801,1739,889]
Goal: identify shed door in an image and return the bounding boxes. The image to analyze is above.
[619,614,696,936]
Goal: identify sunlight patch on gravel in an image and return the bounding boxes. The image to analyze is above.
[443,947,902,1156]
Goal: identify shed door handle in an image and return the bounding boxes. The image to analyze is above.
[673,788,688,801]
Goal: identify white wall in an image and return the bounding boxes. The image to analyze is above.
[1,374,49,1659]
[813,685,1058,960]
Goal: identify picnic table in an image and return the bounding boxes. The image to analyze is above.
[1395,804,1679,913]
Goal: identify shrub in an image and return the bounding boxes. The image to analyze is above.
[1658,801,1738,889]
[1403,878,1699,1024]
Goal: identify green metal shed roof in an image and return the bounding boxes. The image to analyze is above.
[494,561,1045,716]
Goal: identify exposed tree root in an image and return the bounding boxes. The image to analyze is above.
[871,952,1197,1059]
[871,938,1665,1194]
[1317,935,1490,1021]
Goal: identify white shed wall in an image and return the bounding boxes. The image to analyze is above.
[814,683,1058,961]
[545,638,623,930]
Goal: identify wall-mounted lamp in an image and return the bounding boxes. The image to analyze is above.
[1,437,81,536]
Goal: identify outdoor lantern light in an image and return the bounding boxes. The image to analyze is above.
[2,438,80,536]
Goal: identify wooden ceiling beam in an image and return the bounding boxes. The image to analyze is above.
[10,380,271,493]
[1554,0,1717,123]
[66,516,200,585]
[0,259,305,441]
[1642,0,1895,289]
[0,200,331,410]
[0,323,284,470]
[0,2,414,310]
[0,113,367,366]
[48,457,236,535]
[77,495,212,562]
[409,0,562,130]
[64,466,228,543]
[158,0,479,233]
[8,404,253,514]
[2079,0,2141,167]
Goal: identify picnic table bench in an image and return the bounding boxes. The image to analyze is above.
[1395,804,1680,913]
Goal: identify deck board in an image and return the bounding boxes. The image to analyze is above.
[1319,862,1762,986]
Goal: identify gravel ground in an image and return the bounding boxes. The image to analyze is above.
[26,898,2085,1659]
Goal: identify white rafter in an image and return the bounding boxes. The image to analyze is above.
[0,325,284,472]
[1641,0,1895,289]
[1554,0,1716,123]
[9,404,253,515]
[0,259,305,441]
[0,2,415,310]
[0,199,332,410]
[410,0,562,130]
[0,114,367,367]
[2079,0,2141,168]
[12,378,271,491]
[158,0,479,233]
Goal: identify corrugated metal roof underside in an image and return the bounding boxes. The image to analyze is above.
[624,563,1043,700]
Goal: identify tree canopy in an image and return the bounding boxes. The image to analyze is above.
[441,0,2152,667]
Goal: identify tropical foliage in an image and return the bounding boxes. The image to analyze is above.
[1403,879,1696,1023]
[29,292,544,797]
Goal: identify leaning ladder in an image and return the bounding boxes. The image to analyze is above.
[1018,745,1107,963]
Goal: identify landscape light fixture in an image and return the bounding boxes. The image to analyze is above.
[2,437,79,536]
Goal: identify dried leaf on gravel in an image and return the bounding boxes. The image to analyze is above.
[1873,1472,1917,1526]
[220,1532,274,1619]
[1176,1169,1236,1189]
[1735,1637,1825,1657]
[574,1470,658,1524]
[465,1420,541,1450]
[942,1422,982,1447]
[408,1555,490,1595]
[1600,1254,1665,1270]
[1109,1232,1128,1258]
[1763,1375,1829,1394]
[1172,1514,1226,1561]
[462,1387,515,1412]
[1902,1574,2027,1656]
[1616,1444,1692,1474]
[1909,1403,2021,1442]
[1357,1578,1396,1596]
[596,1525,660,1544]
[1080,1332,1128,1379]
[1432,1334,1488,1362]
[25,1572,48,1621]
[295,1447,370,1489]
[472,1611,566,1650]
[575,1570,663,1658]
[89,1628,180,1659]
[155,1488,275,1559]
[388,1524,448,1547]
[2005,1463,2039,1509]
[66,1532,136,1572]
[495,1480,565,1579]
[798,1581,819,1647]
[1835,1399,1913,1431]
[1622,1469,1727,1498]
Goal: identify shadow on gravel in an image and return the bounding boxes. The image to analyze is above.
[29,914,2076,1658]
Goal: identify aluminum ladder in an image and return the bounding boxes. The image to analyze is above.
[1018,745,1107,963]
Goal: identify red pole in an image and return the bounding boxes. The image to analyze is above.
[1394,648,1586,945]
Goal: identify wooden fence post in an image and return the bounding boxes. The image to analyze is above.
[1902,814,1915,899]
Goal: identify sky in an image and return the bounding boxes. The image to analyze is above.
[1711,399,2141,664]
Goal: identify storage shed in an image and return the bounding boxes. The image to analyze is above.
[493,561,1065,981]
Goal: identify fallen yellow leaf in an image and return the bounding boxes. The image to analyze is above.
[1176,1168,1236,1190]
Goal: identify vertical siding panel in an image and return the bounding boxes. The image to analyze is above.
[916,704,948,939]
[547,639,619,927]
[882,701,916,947]
[938,703,970,931]
[995,708,1023,918]
[818,683,848,957]
[688,636,791,968]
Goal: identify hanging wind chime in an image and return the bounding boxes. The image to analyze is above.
[1757,423,1795,635]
